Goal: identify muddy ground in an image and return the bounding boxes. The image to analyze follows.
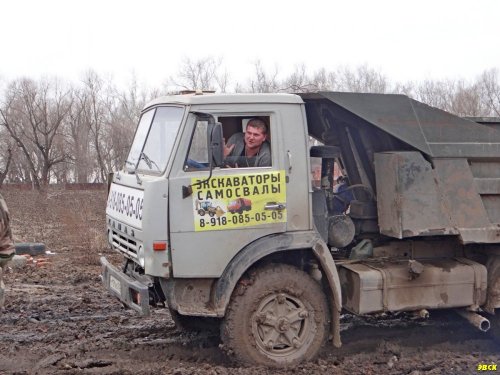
[0,189,499,375]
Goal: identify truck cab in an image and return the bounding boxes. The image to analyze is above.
[102,92,500,367]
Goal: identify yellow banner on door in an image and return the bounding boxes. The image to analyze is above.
[191,170,286,231]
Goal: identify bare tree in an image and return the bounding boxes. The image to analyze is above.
[169,57,228,92]
[479,68,500,117]
[310,68,338,91]
[335,65,388,93]
[243,63,388,94]
[0,78,72,189]
[1,61,499,188]
[80,71,113,183]
[280,65,341,93]
[247,60,280,93]
[0,142,12,186]
[281,64,320,93]
[450,81,486,116]
[410,78,489,117]
[107,75,151,171]
[413,79,456,111]
[216,67,230,93]
[392,81,416,96]
[67,86,92,182]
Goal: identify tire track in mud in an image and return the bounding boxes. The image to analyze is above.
[2,278,500,375]
[80,310,500,368]
[1,190,499,374]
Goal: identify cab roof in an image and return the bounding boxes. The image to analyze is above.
[143,93,303,110]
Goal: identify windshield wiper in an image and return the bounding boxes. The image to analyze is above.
[126,152,159,185]
[125,160,136,173]
[139,152,160,171]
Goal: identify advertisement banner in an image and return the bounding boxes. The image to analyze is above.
[191,170,286,231]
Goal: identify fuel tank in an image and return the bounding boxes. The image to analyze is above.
[339,258,487,314]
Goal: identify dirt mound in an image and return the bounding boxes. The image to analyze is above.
[0,190,499,374]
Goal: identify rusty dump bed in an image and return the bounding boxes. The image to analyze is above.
[301,92,500,244]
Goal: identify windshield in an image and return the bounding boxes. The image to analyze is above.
[125,106,184,173]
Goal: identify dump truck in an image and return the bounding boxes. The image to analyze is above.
[102,92,500,367]
[227,197,252,214]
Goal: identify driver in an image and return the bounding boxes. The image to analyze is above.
[224,118,271,167]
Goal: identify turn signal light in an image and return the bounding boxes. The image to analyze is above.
[153,241,167,251]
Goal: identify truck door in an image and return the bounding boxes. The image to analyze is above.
[168,110,288,278]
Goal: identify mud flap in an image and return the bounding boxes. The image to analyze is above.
[312,240,342,348]
[100,257,150,316]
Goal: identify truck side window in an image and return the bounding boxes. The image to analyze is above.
[185,116,209,170]
[220,116,272,168]
[185,115,272,170]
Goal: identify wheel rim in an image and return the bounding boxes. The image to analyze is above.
[252,292,311,359]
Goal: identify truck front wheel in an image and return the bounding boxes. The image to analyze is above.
[221,264,329,367]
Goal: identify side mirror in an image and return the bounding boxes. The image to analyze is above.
[208,122,223,167]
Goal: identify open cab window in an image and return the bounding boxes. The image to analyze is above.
[184,115,271,171]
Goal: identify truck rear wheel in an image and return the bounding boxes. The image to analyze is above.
[221,264,329,367]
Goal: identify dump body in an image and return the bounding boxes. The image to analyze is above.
[300,92,500,245]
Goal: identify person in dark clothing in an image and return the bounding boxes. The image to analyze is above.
[223,118,271,167]
[331,176,354,214]
[0,194,15,312]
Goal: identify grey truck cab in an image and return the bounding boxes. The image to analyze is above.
[102,92,500,367]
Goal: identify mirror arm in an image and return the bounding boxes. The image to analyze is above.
[182,158,214,198]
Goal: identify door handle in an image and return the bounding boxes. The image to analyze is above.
[264,202,286,211]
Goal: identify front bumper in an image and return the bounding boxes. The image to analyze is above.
[100,256,150,316]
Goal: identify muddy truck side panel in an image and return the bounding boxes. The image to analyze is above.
[101,92,500,367]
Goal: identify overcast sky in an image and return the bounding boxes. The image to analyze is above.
[1,0,499,89]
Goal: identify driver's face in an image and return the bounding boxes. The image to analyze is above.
[244,125,266,151]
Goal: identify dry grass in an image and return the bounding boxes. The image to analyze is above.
[1,189,108,258]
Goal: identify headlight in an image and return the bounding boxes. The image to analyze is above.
[137,245,145,268]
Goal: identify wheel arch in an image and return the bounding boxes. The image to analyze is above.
[213,230,342,347]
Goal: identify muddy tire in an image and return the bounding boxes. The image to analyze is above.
[221,264,329,367]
